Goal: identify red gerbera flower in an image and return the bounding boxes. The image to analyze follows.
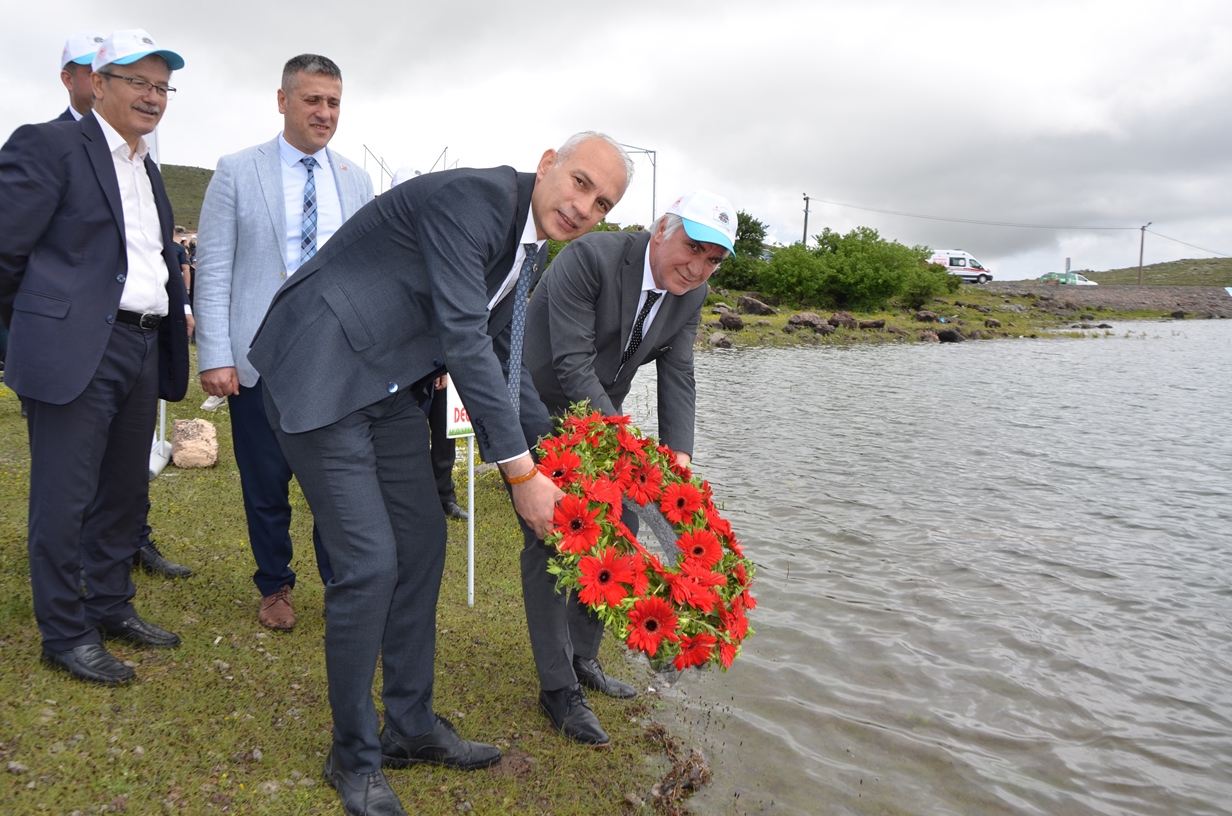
[719,640,738,669]
[538,448,582,486]
[720,604,749,642]
[626,596,678,657]
[704,505,733,542]
[627,463,663,505]
[581,474,623,514]
[674,632,717,670]
[676,529,723,569]
[577,547,636,608]
[562,413,600,435]
[660,482,704,525]
[603,414,633,427]
[553,494,601,554]
[610,455,634,490]
[617,428,644,458]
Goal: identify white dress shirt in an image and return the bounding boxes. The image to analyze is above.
[95,112,169,316]
[487,211,546,311]
[279,133,343,276]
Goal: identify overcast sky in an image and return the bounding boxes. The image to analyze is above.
[5,0,1229,279]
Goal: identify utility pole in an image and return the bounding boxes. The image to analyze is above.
[802,193,810,246]
[1138,222,1152,285]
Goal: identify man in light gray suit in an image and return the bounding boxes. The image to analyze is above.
[248,133,632,816]
[195,54,373,632]
[518,190,737,745]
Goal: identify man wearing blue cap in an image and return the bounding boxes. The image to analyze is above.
[0,29,189,685]
[515,190,736,744]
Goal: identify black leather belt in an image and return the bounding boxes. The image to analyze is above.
[116,310,162,330]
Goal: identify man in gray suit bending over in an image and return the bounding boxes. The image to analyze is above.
[249,133,631,816]
[519,190,737,745]
[195,54,373,632]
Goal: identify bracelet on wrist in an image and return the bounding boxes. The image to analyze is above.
[505,464,539,485]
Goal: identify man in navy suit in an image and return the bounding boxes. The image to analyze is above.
[0,29,190,686]
[250,133,632,816]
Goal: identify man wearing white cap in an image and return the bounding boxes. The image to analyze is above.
[515,190,736,744]
[0,29,189,685]
[55,30,105,122]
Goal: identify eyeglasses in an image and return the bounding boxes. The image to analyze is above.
[98,71,176,100]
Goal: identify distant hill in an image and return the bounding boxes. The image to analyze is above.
[161,164,213,232]
[1083,257,1232,286]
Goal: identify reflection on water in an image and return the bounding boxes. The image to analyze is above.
[628,321,1232,816]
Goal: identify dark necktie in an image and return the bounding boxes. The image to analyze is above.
[299,156,318,266]
[621,290,662,365]
[506,243,539,411]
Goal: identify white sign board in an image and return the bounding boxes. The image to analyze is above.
[445,378,473,438]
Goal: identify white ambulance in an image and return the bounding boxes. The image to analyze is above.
[929,249,993,284]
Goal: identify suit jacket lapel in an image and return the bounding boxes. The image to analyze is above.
[81,114,126,244]
[256,138,287,260]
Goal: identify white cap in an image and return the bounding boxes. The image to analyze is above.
[61,31,105,69]
[665,190,737,254]
[92,28,184,72]
[390,166,422,188]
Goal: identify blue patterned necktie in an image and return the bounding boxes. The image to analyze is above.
[299,156,318,266]
[622,290,662,365]
[506,243,539,411]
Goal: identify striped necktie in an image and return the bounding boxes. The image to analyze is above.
[299,156,318,266]
[622,290,662,365]
[506,243,539,412]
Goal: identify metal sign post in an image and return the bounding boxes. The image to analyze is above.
[445,379,477,606]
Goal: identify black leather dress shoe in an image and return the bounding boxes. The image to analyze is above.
[324,747,407,816]
[573,655,637,699]
[442,501,469,521]
[42,643,136,685]
[101,616,181,648]
[380,715,501,770]
[135,541,193,578]
[539,684,610,746]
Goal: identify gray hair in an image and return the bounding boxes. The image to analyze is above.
[282,54,342,91]
[650,213,683,239]
[556,131,635,184]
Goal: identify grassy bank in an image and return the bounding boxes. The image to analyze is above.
[700,284,1189,349]
[0,366,683,816]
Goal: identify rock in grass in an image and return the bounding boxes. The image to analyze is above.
[172,419,219,468]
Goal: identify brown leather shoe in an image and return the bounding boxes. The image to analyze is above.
[258,585,295,631]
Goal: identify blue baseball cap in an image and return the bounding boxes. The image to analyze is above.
[93,29,184,72]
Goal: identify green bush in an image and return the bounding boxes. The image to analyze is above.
[899,262,962,310]
[760,228,932,310]
[712,253,765,290]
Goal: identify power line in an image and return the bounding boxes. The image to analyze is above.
[811,197,1137,230]
[1144,228,1230,258]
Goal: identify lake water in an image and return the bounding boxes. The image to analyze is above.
[627,320,1232,816]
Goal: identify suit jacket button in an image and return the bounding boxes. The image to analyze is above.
[106,314,116,324]
[433,358,444,368]
[116,274,126,283]
[387,382,399,393]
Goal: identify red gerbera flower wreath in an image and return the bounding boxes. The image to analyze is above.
[541,406,755,672]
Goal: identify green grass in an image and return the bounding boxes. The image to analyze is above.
[161,165,214,233]
[1083,257,1232,286]
[0,360,681,815]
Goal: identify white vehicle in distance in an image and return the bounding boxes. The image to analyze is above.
[929,249,993,284]
[1038,271,1099,286]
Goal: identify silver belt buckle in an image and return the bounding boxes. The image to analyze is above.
[139,313,160,330]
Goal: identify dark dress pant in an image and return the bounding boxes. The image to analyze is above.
[265,383,444,773]
[428,385,458,507]
[229,381,332,595]
[25,323,157,652]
